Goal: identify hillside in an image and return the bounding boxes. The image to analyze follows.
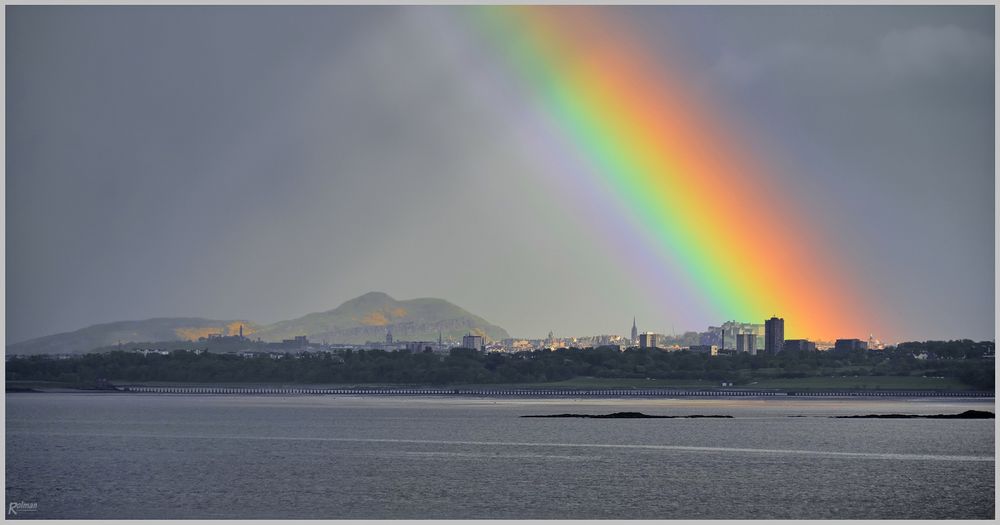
[253,292,510,344]
[6,292,510,354]
[6,318,256,355]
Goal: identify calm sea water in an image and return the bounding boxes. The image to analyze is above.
[5,393,995,519]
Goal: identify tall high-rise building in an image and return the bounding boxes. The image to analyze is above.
[736,333,756,355]
[639,332,658,349]
[765,316,784,354]
[631,317,638,345]
[385,326,393,345]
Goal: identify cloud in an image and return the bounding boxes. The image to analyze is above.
[711,24,992,91]
[711,41,878,93]
[711,42,808,86]
[878,24,993,78]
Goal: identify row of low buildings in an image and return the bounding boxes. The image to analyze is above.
[361,328,482,353]
[109,318,878,358]
[199,317,873,357]
[630,316,873,357]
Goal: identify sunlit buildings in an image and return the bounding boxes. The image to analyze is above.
[867,334,885,350]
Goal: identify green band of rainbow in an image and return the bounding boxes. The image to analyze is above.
[467,6,877,340]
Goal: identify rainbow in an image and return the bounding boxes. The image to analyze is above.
[462,6,881,341]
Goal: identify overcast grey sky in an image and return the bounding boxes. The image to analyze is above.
[6,6,994,344]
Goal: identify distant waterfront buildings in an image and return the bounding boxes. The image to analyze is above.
[462,334,485,352]
[279,335,309,349]
[133,348,170,357]
[783,339,817,352]
[177,318,885,357]
[702,321,764,351]
[501,338,536,352]
[764,317,784,354]
[834,339,868,353]
[735,333,756,355]
[404,341,435,353]
[867,334,885,350]
[204,325,249,344]
[688,344,719,356]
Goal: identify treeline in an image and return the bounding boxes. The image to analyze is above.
[890,340,993,360]
[6,340,994,389]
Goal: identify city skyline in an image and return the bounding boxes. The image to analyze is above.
[1,292,940,350]
[7,6,995,345]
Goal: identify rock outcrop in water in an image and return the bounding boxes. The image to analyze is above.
[833,410,994,419]
[521,412,732,419]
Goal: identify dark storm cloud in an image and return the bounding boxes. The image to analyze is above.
[6,6,994,343]
[6,6,593,343]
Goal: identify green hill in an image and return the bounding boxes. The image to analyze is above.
[253,292,510,344]
[6,318,256,355]
[6,292,510,354]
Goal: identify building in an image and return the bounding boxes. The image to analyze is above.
[783,339,817,353]
[703,321,765,351]
[462,334,485,352]
[834,339,868,353]
[502,339,534,352]
[385,327,393,345]
[688,344,719,356]
[764,316,784,354]
[639,332,658,349]
[699,330,721,347]
[134,348,170,357]
[735,333,756,355]
[279,335,309,348]
[631,317,639,346]
[404,341,435,353]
